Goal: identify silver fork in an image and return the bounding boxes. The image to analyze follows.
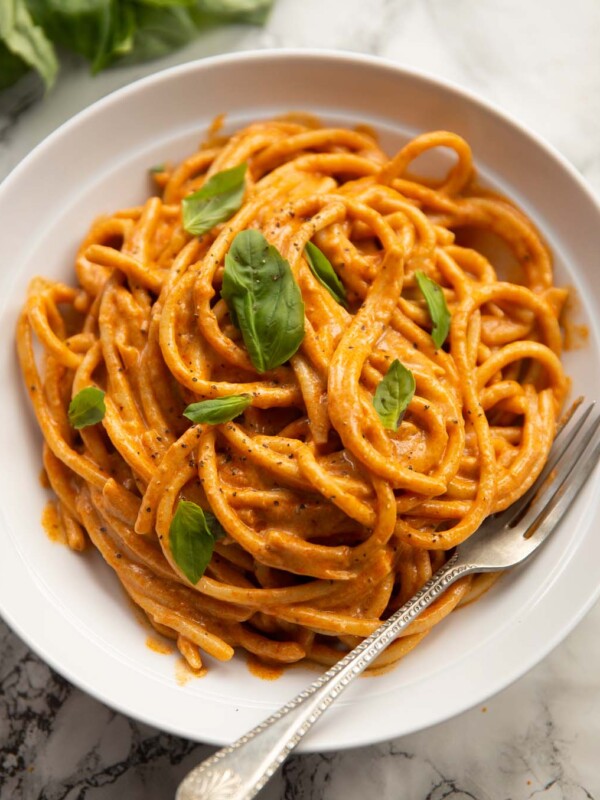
[176,401,600,800]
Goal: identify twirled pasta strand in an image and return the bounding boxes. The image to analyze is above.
[17,119,568,674]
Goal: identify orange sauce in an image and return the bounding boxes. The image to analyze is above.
[41,501,66,544]
[246,654,284,681]
[562,286,590,351]
[175,656,206,685]
[563,322,589,351]
[20,120,571,681]
[146,635,174,656]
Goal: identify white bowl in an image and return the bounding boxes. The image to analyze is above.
[1,50,599,751]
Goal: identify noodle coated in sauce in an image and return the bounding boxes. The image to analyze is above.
[18,117,568,678]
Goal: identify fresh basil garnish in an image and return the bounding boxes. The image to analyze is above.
[204,510,227,541]
[169,500,225,585]
[373,359,415,430]
[222,229,305,373]
[182,162,247,236]
[304,241,348,308]
[415,270,451,349]
[149,163,165,174]
[183,394,250,424]
[68,387,106,429]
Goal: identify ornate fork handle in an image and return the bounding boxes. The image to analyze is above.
[177,400,600,800]
[176,552,472,800]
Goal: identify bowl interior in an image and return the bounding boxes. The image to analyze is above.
[1,52,599,750]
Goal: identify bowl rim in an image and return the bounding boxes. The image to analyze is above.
[2,48,598,212]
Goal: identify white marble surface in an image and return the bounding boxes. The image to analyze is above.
[2,1,600,797]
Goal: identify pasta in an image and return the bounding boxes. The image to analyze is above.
[17,116,568,675]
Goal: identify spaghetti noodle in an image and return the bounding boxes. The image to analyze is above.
[17,117,568,674]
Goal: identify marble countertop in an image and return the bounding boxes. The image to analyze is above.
[2,1,600,797]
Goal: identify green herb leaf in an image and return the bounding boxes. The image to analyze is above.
[183,394,251,424]
[136,0,195,7]
[68,387,106,429]
[193,0,274,24]
[222,230,305,373]
[204,510,227,540]
[149,163,166,173]
[169,499,222,584]
[92,1,135,72]
[26,0,135,74]
[0,0,58,90]
[119,3,198,64]
[1,0,273,90]
[100,1,274,68]
[304,241,348,308]
[415,270,451,349]
[373,359,415,431]
[182,163,247,236]
[196,0,272,16]
[0,41,28,90]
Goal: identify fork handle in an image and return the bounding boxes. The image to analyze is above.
[176,553,473,800]
[176,552,472,800]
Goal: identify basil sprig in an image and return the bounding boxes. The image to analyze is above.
[415,270,451,349]
[373,359,415,430]
[183,394,250,424]
[1,1,274,92]
[304,241,348,308]
[0,0,58,91]
[169,499,225,585]
[68,387,106,429]
[182,163,247,236]
[222,230,305,373]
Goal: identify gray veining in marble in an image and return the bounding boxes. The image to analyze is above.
[2,0,600,797]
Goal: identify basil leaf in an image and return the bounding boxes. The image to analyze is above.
[136,0,195,7]
[7,0,273,87]
[373,359,415,431]
[222,230,305,373]
[149,163,166,173]
[169,499,221,584]
[182,163,247,236]
[100,1,274,68]
[27,0,135,74]
[415,270,451,350]
[118,3,198,63]
[183,394,250,424]
[68,387,106,429]
[0,41,29,90]
[304,241,348,308]
[195,0,273,21]
[0,0,58,90]
[92,1,135,72]
[204,510,227,541]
